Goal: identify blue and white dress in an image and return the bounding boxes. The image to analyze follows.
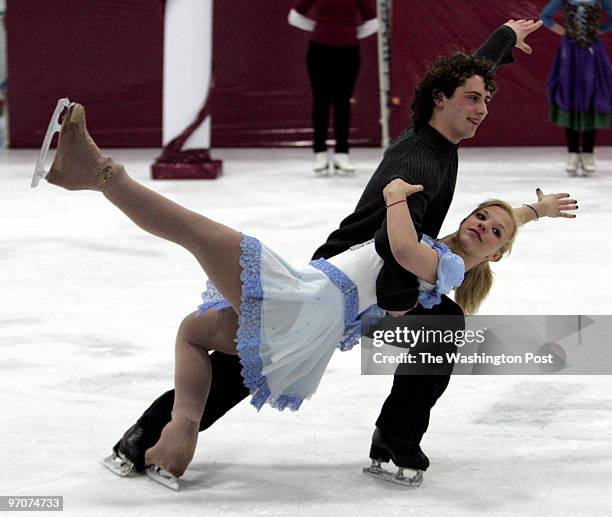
[197,234,464,412]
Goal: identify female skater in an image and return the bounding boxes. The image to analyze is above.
[540,0,612,175]
[45,104,577,484]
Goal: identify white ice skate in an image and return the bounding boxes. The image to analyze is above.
[146,464,181,491]
[332,153,355,174]
[313,151,330,175]
[101,450,137,477]
[362,459,423,487]
[580,152,596,175]
[31,98,72,188]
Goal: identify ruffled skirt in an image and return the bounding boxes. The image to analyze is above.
[197,234,383,411]
[547,37,612,131]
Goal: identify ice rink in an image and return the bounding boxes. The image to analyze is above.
[1,146,611,516]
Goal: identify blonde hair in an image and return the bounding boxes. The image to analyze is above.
[453,199,519,314]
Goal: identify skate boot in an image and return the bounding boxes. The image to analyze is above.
[101,422,165,477]
[580,153,596,175]
[144,417,199,491]
[313,151,330,175]
[44,102,124,191]
[332,153,355,174]
[565,152,579,176]
[362,427,428,487]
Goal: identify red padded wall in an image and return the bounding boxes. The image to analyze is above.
[210,0,381,147]
[5,0,164,148]
[5,1,610,148]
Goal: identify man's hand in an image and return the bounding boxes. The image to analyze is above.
[504,19,543,54]
[535,188,578,218]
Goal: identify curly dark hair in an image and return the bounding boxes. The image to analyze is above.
[411,53,497,129]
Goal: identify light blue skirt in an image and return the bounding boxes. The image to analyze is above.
[197,234,383,411]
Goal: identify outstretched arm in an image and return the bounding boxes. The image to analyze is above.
[514,188,578,226]
[505,19,544,54]
[474,19,543,67]
[383,179,439,284]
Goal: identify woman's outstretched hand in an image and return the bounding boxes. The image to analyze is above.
[535,188,578,218]
[383,179,424,204]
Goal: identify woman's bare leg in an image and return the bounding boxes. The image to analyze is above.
[47,104,246,477]
[102,172,244,311]
[144,308,239,476]
[47,103,244,311]
[139,292,241,479]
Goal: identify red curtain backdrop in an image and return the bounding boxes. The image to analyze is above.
[390,0,612,146]
[210,0,381,147]
[5,1,611,148]
[5,0,164,148]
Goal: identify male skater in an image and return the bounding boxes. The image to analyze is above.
[106,19,542,484]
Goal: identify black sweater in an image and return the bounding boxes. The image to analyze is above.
[312,25,517,310]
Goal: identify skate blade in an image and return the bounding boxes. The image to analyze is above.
[31,98,72,188]
[146,465,181,491]
[100,452,136,477]
[362,465,423,487]
[333,167,355,176]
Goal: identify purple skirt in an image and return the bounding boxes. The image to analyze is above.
[547,37,612,131]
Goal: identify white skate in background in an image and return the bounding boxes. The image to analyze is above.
[31,97,71,188]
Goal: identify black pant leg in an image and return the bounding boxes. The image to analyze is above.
[136,351,248,433]
[331,46,360,153]
[582,129,596,153]
[374,295,464,443]
[307,42,333,153]
[375,373,451,443]
[566,128,580,153]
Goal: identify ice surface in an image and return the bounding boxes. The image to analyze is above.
[1,146,611,516]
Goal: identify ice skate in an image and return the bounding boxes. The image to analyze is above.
[580,152,596,175]
[101,449,136,477]
[101,422,164,477]
[332,153,355,174]
[31,98,72,188]
[565,152,579,176]
[362,458,423,487]
[146,465,181,491]
[42,102,123,191]
[362,428,427,487]
[144,417,199,491]
[313,151,330,175]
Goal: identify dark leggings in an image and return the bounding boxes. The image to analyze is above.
[566,129,596,153]
[306,41,360,153]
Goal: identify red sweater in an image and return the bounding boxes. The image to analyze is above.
[294,0,376,47]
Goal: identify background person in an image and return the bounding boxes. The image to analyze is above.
[540,0,612,175]
[288,0,379,174]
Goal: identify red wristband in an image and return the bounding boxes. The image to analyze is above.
[386,199,407,209]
